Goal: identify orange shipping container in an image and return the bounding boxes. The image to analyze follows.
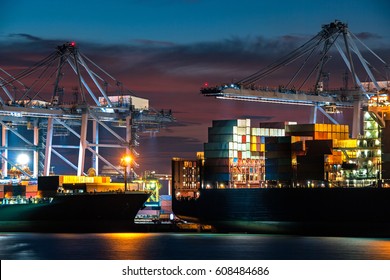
[26,192,38,198]
[26,185,38,192]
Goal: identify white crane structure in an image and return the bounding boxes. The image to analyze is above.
[0,42,174,179]
[201,20,389,138]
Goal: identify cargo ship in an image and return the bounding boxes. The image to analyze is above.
[172,187,390,236]
[0,175,150,232]
[172,98,390,236]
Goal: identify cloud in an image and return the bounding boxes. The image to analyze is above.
[1,32,389,96]
[2,32,390,111]
[132,39,176,47]
[354,32,382,40]
[9,33,44,41]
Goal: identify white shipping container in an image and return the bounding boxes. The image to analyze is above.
[237,119,244,127]
[237,127,246,135]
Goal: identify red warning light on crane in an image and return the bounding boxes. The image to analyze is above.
[69,41,76,47]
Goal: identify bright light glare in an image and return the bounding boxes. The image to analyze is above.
[17,154,29,165]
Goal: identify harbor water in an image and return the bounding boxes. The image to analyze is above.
[1,232,390,260]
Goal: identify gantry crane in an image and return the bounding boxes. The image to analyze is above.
[0,42,174,179]
[201,20,389,138]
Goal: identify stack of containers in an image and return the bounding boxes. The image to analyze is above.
[285,123,349,140]
[286,123,351,168]
[204,119,294,187]
[204,119,267,187]
[296,139,333,181]
[204,119,239,185]
[265,136,293,181]
[21,180,38,198]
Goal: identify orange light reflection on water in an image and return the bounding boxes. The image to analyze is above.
[366,239,390,259]
[98,233,159,259]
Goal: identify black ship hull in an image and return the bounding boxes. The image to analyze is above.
[172,188,390,237]
[0,192,150,232]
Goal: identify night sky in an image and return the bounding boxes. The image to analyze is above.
[1,0,390,174]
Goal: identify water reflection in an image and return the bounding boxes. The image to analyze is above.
[0,233,390,260]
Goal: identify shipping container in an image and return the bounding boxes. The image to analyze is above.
[305,140,333,155]
[205,158,231,167]
[204,150,230,158]
[259,121,290,129]
[208,126,234,135]
[206,173,231,182]
[265,143,291,151]
[204,166,230,173]
[204,142,230,151]
[266,151,292,158]
[238,119,250,127]
[237,127,246,135]
[212,120,237,127]
[297,155,325,180]
[251,127,261,136]
[208,134,234,142]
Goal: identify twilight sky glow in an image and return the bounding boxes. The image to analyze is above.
[1,0,390,174]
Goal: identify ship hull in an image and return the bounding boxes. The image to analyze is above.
[172,188,390,237]
[0,192,150,232]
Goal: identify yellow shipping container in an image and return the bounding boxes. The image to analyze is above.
[60,175,110,185]
[251,135,258,143]
[291,136,300,143]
